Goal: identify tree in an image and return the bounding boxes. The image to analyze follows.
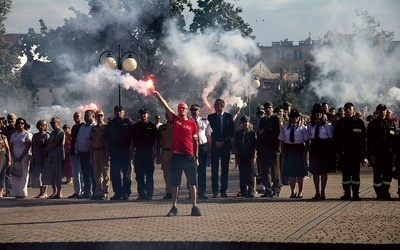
[1,0,35,118]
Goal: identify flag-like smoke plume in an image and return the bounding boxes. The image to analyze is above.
[164,21,260,109]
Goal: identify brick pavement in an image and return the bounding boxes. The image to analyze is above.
[0,161,399,249]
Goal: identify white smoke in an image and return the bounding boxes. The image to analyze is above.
[164,21,260,109]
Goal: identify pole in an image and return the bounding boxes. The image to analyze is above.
[118,43,122,106]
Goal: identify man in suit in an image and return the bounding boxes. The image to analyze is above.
[208,99,234,198]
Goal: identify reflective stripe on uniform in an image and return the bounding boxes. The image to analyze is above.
[342,180,352,185]
[373,182,382,187]
[382,181,391,186]
[352,181,360,185]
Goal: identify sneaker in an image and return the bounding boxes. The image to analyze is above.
[80,193,91,199]
[68,193,81,199]
[191,206,202,216]
[167,206,178,217]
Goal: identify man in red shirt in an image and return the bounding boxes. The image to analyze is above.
[153,91,201,216]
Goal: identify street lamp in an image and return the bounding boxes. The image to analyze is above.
[248,75,261,115]
[98,43,140,106]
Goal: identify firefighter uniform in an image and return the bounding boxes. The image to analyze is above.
[367,104,396,200]
[334,103,366,200]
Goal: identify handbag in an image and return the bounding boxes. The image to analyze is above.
[10,161,23,177]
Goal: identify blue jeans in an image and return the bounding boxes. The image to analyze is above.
[70,155,84,195]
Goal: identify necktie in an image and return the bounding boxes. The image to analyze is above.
[315,121,320,139]
[290,125,295,143]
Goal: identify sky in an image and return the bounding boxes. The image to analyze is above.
[4,0,400,46]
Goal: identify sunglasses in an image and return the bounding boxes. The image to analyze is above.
[17,122,25,125]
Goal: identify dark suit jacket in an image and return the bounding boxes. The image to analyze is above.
[258,114,282,151]
[208,112,234,148]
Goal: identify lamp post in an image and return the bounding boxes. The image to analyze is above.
[98,43,140,106]
[249,75,261,115]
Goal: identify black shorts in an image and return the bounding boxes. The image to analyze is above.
[170,154,197,187]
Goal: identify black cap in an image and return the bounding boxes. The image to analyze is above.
[240,115,250,122]
[114,105,124,111]
[344,102,354,108]
[289,109,300,118]
[376,104,387,110]
[190,104,200,111]
[139,108,149,114]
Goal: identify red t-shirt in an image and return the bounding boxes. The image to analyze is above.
[171,115,198,156]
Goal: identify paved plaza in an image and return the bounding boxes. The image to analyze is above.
[0,160,399,249]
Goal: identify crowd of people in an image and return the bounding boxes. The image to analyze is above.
[1,95,399,216]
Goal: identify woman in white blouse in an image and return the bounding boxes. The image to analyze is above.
[10,117,32,198]
[308,103,333,200]
[279,109,309,198]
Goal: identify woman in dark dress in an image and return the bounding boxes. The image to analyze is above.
[279,109,309,198]
[31,120,50,198]
[307,103,332,200]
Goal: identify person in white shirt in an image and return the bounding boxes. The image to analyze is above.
[190,104,212,199]
[278,109,309,199]
[75,110,97,199]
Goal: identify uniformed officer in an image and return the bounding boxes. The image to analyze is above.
[333,102,367,201]
[367,104,396,200]
[190,104,212,199]
[258,102,282,197]
[89,110,110,200]
[235,115,257,197]
[131,108,159,200]
[158,113,173,199]
[104,105,134,200]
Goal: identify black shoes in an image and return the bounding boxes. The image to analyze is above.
[340,194,352,200]
[110,195,122,200]
[191,206,202,216]
[167,206,178,217]
[220,192,228,198]
[80,193,91,199]
[163,194,172,199]
[68,193,81,199]
[197,193,208,199]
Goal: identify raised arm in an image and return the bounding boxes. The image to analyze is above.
[153,91,175,122]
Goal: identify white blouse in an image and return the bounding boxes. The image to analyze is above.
[307,122,332,139]
[279,124,309,144]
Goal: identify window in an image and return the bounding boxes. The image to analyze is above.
[293,50,302,59]
[275,50,284,60]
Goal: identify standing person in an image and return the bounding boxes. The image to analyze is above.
[235,115,257,197]
[158,113,174,199]
[131,108,158,200]
[43,117,65,199]
[62,124,73,185]
[367,104,396,200]
[75,110,97,199]
[0,123,11,198]
[279,109,309,198]
[154,114,163,164]
[10,118,32,198]
[190,104,211,199]
[90,110,110,200]
[334,102,367,201]
[208,99,234,198]
[68,112,84,199]
[31,120,50,198]
[2,113,17,197]
[307,103,333,200]
[153,91,201,216]
[104,105,134,200]
[258,102,283,198]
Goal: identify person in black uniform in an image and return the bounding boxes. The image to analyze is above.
[258,102,282,197]
[131,108,158,200]
[104,105,134,200]
[235,115,257,197]
[333,102,366,201]
[208,99,234,198]
[367,104,396,200]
